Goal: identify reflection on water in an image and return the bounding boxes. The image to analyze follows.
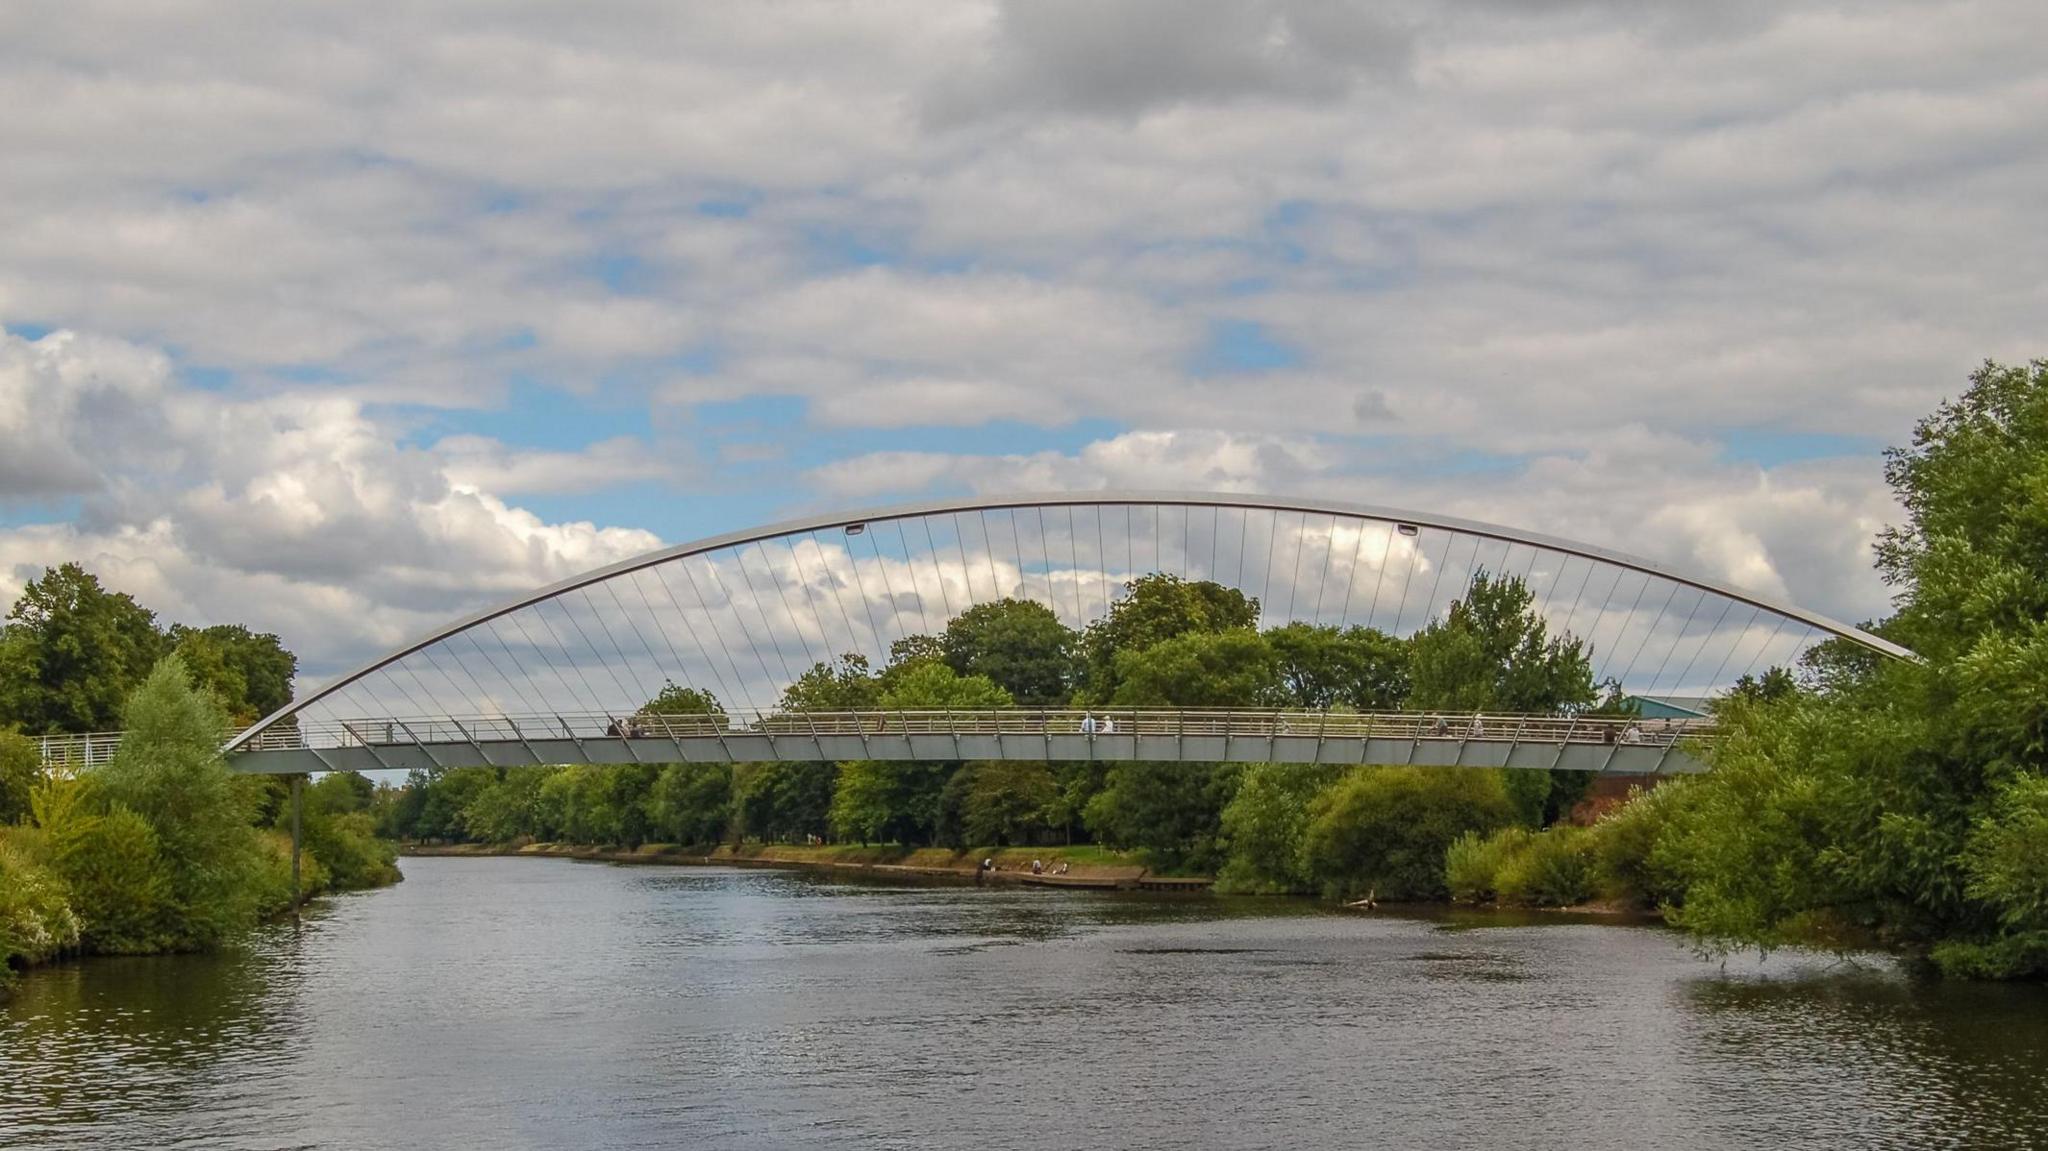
[5,857,2046,1150]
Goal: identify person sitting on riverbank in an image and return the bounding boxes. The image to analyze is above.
[1031,858,1044,875]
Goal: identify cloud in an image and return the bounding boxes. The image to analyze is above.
[2,0,2039,682]
[0,327,665,678]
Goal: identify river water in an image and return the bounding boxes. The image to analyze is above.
[4,857,2046,1150]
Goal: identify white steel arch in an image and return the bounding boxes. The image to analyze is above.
[226,491,1911,753]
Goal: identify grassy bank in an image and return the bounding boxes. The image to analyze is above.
[403,840,1188,888]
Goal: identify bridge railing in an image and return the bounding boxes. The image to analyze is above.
[235,708,1709,753]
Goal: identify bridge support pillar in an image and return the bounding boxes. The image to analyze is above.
[290,774,303,916]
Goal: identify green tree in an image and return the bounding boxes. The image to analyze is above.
[28,775,170,954]
[1216,762,1345,893]
[1083,761,1242,871]
[1264,623,1411,710]
[733,760,835,843]
[1081,574,1259,702]
[878,661,1014,712]
[646,762,732,844]
[1408,571,1595,714]
[1108,629,1281,708]
[961,760,1059,846]
[1301,766,1515,900]
[1664,360,2048,978]
[0,563,164,733]
[638,681,726,721]
[94,655,269,949]
[461,767,552,843]
[0,729,41,824]
[942,599,1078,705]
[781,654,882,712]
[166,623,296,723]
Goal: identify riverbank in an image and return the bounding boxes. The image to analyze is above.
[402,841,1217,891]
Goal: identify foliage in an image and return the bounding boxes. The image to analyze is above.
[0,562,164,733]
[460,767,552,843]
[0,728,40,825]
[29,776,170,953]
[1215,762,1344,893]
[959,760,1059,846]
[646,762,732,844]
[941,599,1078,705]
[1589,780,1693,908]
[1084,760,1241,872]
[1301,767,1514,900]
[0,831,82,992]
[1724,666,1797,706]
[781,654,883,712]
[733,760,836,843]
[1107,628,1280,708]
[638,681,726,719]
[96,656,269,949]
[1264,623,1410,711]
[877,661,1014,711]
[166,623,296,725]
[1408,571,1595,714]
[1081,574,1259,702]
[1658,360,2048,978]
[1494,825,1597,907]
[1444,827,1531,903]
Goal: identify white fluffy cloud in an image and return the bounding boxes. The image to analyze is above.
[0,327,664,677]
[3,0,2038,680]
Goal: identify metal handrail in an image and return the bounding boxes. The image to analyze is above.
[39,709,1708,765]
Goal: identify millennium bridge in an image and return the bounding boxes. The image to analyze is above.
[39,492,1906,784]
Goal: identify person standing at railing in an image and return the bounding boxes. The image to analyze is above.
[1100,715,1115,735]
[1080,713,1098,736]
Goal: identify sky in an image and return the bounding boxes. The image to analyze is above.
[1,0,2042,684]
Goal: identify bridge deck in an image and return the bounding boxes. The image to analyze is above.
[39,710,1710,775]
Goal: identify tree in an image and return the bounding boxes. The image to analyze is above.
[460,767,551,843]
[1408,571,1595,714]
[961,760,1059,846]
[1263,623,1410,710]
[1084,760,1242,871]
[638,681,726,721]
[0,729,40,825]
[1080,574,1259,702]
[1108,629,1282,708]
[877,661,1014,712]
[646,762,732,844]
[1216,762,1345,893]
[942,599,1078,705]
[166,623,296,723]
[1725,666,1797,705]
[733,760,836,843]
[780,654,881,713]
[94,654,269,949]
[0,563,164,733]
[1302,766,1515,900]
[1665,359,2048,978]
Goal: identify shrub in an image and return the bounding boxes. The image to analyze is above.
[1587,780,1693,908]
[1444,827,1532,903]
[1216,763,1344,894]
[0,831,81,992]
[1496,825,1597,907]
[1302,767,1513,900]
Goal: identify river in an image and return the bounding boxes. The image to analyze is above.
[4,856,2046,1149]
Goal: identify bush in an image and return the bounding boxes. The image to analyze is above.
[0,831,81,992]
[1587,780,1693,908]
[1444,827,1532,903]
[1496,825,1597,907]
[1216,763,1344,894]
[1302,767,1513,900]
[302,809,400,891]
